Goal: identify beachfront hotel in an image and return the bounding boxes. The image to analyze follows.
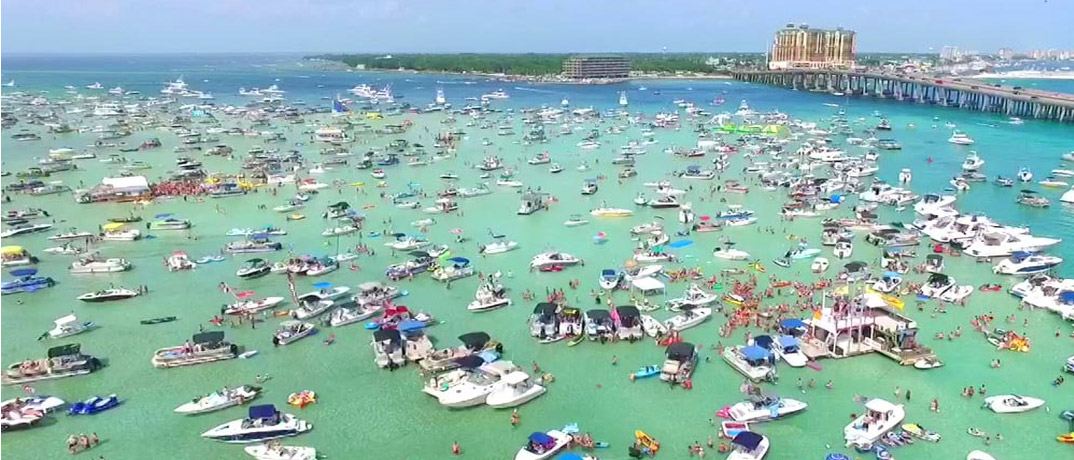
[768,23,856,70]
[562,55,631,79]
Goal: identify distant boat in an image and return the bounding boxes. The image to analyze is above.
[619,91,628,107]
[2,80,14,88]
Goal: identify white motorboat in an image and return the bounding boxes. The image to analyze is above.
[810,257,829,273]
[844,399,905,448]
[962,231,1061,258]
[296,286,351,303]
[598,269,624,290]
[321,225,358,237]
[770,335,807,367]
[166,250,195,271]
[424,361,518,408]
[480,240,519,255]
[0,395,65,413]
[727,395,808,422]
[273,321,315,346]
[663,307,712,331]
[726,431,769,460]
[714,247,750,261]
[982,395,1045,413]
[467,282,511,312]
[948,131,974,145]
[919,273,974,302]
[993,252,1063,276]
[244,444,316,460]
[631,221,664,235]
[353,281,402,306]
[529,252,582,269]
[201,405,311,443]
[77,288,140,302]
[486,371,546,408]
[101,228,141,241]
[46,314,94,339]
[292,300,334,320]
[514,430,571,460]
[666,284,718,311]
[725,216,758,227]
[224,297,285,315]
[962,153,985,171]
[872,273,903,293]
[328,302,382,327]
[722,346,776,382]
[1017,167,1033,182]
[175,386,260,415]
[833,240,853,259]
[967,451,997,460]
[640,314,668,338]
[69,257,131,274]
[385,236,429,251]
[898,168,912,183]
[589,207,634,217]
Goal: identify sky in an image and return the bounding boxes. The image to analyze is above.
[2,0,1072,54]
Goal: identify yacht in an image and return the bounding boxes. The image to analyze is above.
[962,231,1061,258]
[961,153,985,171]
[992,252,1063,276]
[486,371,546,408]
[948,131,974,145]
[844,399,906,448]
[722,346,776,382]
[422,361,518,408]
[482,89,510,99]
[726,394,807,422]
[201,405,311,443]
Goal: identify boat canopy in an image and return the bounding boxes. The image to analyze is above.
[1010,251,1033,262]
[248,404,278,420]
[741,345,772,361]
[614,305,640,319]
[1059,291,1074,303]
[501,371,531,385]
[528,432,554,446]
[373,329,402,343]
[753,335,774,350]
[54,314,78,325]
[631,276,665,292]
[844,261,867,271]
[0,246,24,255]
[47,343,81,358]
[10,268,38,277]
[458,332,491,350]
[666,342,695,360]
[778,335,799,349]
[601,268,617,277]
[533,302,558,317]
[193,331,225,345]
[397,320,426,332]
[927,273,951,284]
[865,399,899,413]
[926,254,943,263]
[732,431,764,450]
[586,309,611,321]
[313,281,332,289]
[779,318,806,330]
[453,354,485,369]
[883,271,902,280]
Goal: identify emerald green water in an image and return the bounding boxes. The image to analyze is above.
[1,59,1073,460]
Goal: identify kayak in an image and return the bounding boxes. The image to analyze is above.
[634,430,660,453]
[634,365,659,379]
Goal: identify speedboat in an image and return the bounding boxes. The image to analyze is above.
[726,394,807,422]
[948,131,974,145]
[0,395,65,414]
[589,207,633,217]
[244,444,316,460]
[662,306,712,331]
[641,314,668,338]
[69,257,131,274]
[993,252,1063,276]
[67,394,119,415]
[833,240,853,259]
[296,286,351,303]
[224,297,285,315]
[353,281,402,306]
[291,300,334,320]
[982,395,1045,413]
[919,273,974,302]
[201,405,311,443]
[872,272,903,293]
[768,335,807,367]
[727,431,769,460]
[480,240,519,255]
[714,247,750,261]
[1017,167,1033,182]
[384,235,429,251]
[962,153,985,171]
[77,288,139,302]
[722,345,776,382]
[810,257,829,273]
[237,259,272,279]
[844,399,905,448]
[962,231,1061,258]
[514,430,571,460]
[598,269,624,290]
[486,371,546,408]
[175,386,260,415]
[328,301,382,327]
[529,252,582,269]
[467,282,511,312]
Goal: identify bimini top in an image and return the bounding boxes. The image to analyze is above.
[586,309,611,320]
[458,332,491,350]
[533,302,558,317]
[865,398,899,413]
[779,318,806,330]
[614,305,640,319]
[732,431,764,450]
[373,329,402,343]
[453,354,486,369]
[248,404,278,420]
[666,342,696,359]
[778,335,799,349]
[528,432,554,446]
[740,345,772,362]
[753,335,774,350]
[47,343,82,358]
[193,331,225,345]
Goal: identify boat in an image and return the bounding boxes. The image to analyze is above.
[0,395,65,415]
[175,385,260,415]
[962,153,985,171]
[77,288,139,302]
[768,335,807,367]
[641,314,668,338]
[224,238,283,254]
[244,443,316,460]
[431,258,475,282]
[423,360,518,407]
[900,423,941,442]
[46,314,95,339]
[660,342,697,384]
[467,282,511,312]
[722,345,777,382]
[149,218,191,231]
[152,331,239,368]
[663,306,712,331]
[948,131,974,145]
[967,451,997,460]
[201,405,311,443]
[273,321,315,346]
[371,329,406,369]
[727,431,770,460]
[69,257,130,274]
[589,208,634,217]
[2,268,55,295]
[328,300,382,327]
[1,400,45,431]
[224,297,285,315]
[727,394,808,422]
[385,235,430,251]
[297,286,351,303]
[898,168,912,183]
[1017,167,1034,182]
[713,246,751,261]
[810,257,830,273]
[486,371,546,408]
[0,223,53,238]
[480,240,519,255]
[598,269,624,290]
[530,252,582,269]
[2,343,101,386]
[992,252,1063,276]
[514,430,571,460]
[982,395,1045,413]
[237,259,272,279]
[844,399,906,448]
[666,284,718,311]
[353,281,402,306]
[67,394,119,415]
[833,240,853,259]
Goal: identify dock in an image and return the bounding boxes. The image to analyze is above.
[731,69,1074,123]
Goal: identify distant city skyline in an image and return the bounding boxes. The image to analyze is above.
[3,0,1072,54]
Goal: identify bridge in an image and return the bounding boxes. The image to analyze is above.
[730,69,1074,123]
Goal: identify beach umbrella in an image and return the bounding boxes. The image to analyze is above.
[313,282,332,289]
[235,291,255,299]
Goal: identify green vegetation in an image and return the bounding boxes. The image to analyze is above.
[309,53,767,76]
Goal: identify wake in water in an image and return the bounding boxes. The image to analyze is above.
[513,86,557,94]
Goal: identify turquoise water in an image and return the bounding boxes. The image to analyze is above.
[1,56,1073,460]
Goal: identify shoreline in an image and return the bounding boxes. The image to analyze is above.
[974,71,1074,80]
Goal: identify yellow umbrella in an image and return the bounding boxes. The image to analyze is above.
[102,222,125,231]
[1,246,24,255]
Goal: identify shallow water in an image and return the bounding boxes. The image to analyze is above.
[1,56,1073,460]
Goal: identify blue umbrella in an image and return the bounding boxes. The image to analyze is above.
[313,282,333,289]
[10,268,37,277]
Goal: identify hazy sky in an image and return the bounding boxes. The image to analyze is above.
[3,0,1072,54]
